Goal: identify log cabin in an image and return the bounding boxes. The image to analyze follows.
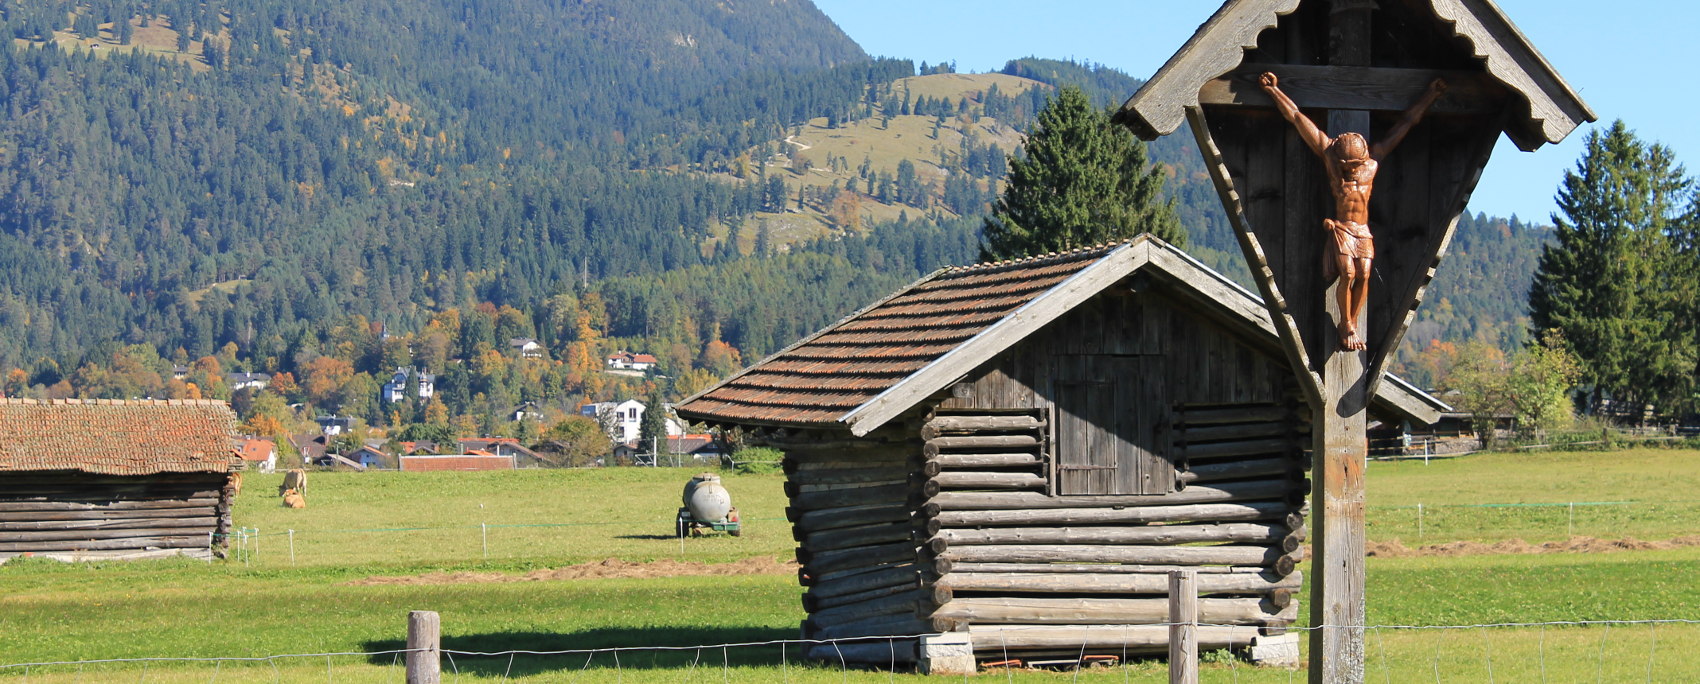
[0,398,240,562]
[675,236,1448,666]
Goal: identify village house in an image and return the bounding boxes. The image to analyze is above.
[509,338,545,359]
[457,437,541,463]
[676,237,1449,666]
[225,372,271,392]
[0,399,240,561]
[605,351,659,372]
[381,367,436,403]
[314,415,353,436]
[582,399,686,443]
[234,436,277,473]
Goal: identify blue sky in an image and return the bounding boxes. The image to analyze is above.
[811,0,1689,224]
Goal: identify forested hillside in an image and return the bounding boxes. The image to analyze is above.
[0,2,1550,439]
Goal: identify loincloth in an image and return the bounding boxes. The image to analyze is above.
[1324,219,1375,260]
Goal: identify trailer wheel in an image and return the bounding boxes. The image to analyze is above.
[675,509,690,539]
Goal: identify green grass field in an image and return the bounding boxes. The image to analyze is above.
[3,448,1698,681]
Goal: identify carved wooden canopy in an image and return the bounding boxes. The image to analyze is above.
[1113,0,1593,398]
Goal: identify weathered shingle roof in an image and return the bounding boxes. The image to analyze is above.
[677,243,1118,429]
[676,236,1449,435]
[0,399,239,475]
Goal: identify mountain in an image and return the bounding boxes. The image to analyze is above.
[0,0,896,369]
[0,1,1548,427]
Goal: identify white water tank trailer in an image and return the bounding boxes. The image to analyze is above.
[676,473,741,537]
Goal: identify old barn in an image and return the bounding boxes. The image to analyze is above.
[0,399,240,562]
[676,237,1446,666]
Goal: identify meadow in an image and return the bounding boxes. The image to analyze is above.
[2,447,1698,681]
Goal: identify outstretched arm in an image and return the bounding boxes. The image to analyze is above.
[1259,72,1329,158]
[1373,78,1447,159]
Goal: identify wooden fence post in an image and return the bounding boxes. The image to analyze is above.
[1169,569,1198,684]
[407,610,441,684]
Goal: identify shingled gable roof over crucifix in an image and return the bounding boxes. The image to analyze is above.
[674,236,1447,436]
[1113,0,1594,151]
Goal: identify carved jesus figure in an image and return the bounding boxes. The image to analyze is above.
[1259,72,1447,351]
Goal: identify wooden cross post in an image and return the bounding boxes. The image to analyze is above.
[1312,4,1372,682]
[1114,2,1593,683]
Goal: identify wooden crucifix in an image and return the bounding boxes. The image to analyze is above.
[1259,70,1447,352]
[1116,1,1593,681]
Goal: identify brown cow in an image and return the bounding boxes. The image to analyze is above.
[278,468,307,497]
[228,472,244,498]
[281,489,307,509]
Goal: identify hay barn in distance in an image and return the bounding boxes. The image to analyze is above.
[0,398,240,562]
[676,237,1447,666]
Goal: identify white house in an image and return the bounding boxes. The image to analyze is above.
[382,368,436,403]
[226,372,272,391]
[235,437,277,473]
[581,399,685,444]
[605,351,658,372]
[509,338,545,359]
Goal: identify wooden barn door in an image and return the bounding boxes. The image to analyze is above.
[1052,355,1170,495]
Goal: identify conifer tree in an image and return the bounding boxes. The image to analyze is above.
[1529,120,1694,414]
[980,86,1182,261]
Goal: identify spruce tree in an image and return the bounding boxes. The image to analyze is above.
[637,391,671,465]
[1529,120,1694,415]
[980,85,1182,261]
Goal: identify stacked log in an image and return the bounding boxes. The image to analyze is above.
[766,426,929,664]
[0,473,228,560]
[920,402,1309,657]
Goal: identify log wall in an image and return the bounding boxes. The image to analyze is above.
[765,426,934,664]
[0,472,231,561]
[920,399,1307,657]
[915,288,1310,658]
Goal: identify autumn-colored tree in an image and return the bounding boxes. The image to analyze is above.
[269,372,301,402]
[300,356,355,408]
[422,398,451,425]
[826,188,863,231]
[698,338,744,378]
[539,415,612,467]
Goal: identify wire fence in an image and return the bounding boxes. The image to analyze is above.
[4,619,1699,681]
[210,495,1700,568]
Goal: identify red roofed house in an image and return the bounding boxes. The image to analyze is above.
[605,351,658,372]
[235,437,277,473]
[399,453,516,471]
[0,399,241,562]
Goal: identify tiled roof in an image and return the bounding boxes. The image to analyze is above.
[0,399,238,475]
[676,242,1122,427]
[236,438,275,462]
[400,454,515,471]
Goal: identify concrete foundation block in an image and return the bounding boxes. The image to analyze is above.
[1246,633,1300,667]
[919,632,975,675]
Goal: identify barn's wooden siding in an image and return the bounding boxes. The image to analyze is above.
[764,425,935,663]
[0,472,234,561]
[912,285,1306,654]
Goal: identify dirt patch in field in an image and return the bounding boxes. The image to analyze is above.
[1367,535,1700,558]
[346,556,800,586]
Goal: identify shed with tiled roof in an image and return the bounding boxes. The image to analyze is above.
[0,399,240,562]
[675,236,1449,666]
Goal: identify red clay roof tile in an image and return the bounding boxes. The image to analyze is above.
[0,399,239,475]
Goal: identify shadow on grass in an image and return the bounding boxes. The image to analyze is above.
[612,534,682,540]
[364,625,801,677]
